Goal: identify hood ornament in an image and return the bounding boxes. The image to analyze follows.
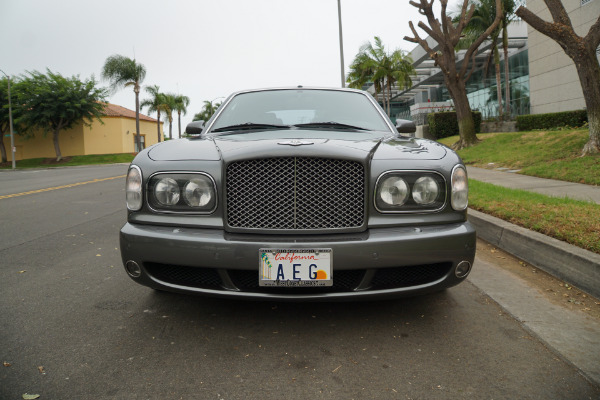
[278,140,314,146]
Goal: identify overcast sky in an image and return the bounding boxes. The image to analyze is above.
[1,0,444,134]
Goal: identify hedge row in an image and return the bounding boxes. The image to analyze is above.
[516,110,587,131]
[427,111,482,139]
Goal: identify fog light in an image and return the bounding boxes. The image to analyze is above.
[125,260,142,278]
[455,261,471,278]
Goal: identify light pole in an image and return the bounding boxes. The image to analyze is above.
[0,69,16,169]
[337,0,345,88]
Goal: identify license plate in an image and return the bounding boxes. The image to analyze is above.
[259,249,332,287]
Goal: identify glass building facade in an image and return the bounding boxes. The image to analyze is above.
[387,48,530,122]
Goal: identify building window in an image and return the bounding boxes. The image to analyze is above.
[581,0,593,5]
[134,135,146,152]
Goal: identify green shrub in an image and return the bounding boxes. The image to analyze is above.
[516,110,587,131]
[427,111,481,139]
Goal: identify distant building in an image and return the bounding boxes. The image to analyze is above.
[3,103,163,162]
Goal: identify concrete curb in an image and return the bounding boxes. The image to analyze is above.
[468,209,600,299]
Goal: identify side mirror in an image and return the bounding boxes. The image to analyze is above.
[186,120,205,135]
[395,119,416,135]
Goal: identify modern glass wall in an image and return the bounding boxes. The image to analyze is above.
[423,49,530,120]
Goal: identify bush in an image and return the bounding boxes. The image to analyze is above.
[516,110,587,131]
[427,111,482,139]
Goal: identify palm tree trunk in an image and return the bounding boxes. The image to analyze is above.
[494,47,503,120]
[134,83,142,151]
[503,26,511,118]
[157,112,161,143]
[178,111,182,139]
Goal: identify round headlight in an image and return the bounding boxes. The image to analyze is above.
[413,176,439,205]
[380,176,409,206]
[154,177,180,206]
[183,178,214,207]
[451,165,468,210]
[126,166,143,211]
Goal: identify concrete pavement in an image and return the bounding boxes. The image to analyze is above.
[466,166,600,386]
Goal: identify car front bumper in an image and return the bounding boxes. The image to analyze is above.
[120,221,476,300]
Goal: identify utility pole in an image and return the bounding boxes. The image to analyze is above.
[337,0,345,88]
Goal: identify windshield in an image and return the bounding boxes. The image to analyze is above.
[209,89,391,133]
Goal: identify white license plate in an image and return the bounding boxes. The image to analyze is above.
[259,249,332,287]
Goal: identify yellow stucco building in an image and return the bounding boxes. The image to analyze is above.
[2,103,163,161]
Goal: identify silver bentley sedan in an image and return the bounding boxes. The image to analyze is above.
[120,87,476,300]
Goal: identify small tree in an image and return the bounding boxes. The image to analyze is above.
[141,85,166,143]
[16,70,107,161]
[516,1,600,155]
[174,94,190,139]
[193,100,221,122]
[101,55,146,151]
[405,0,502,149]
[161,93,177,140]
[346,37,414,116]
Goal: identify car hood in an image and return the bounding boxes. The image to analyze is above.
[147,132,447,162]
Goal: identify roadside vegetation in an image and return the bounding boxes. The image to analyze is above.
[469,180,599,254]
[438,129,600,254]
[438,129,600,185]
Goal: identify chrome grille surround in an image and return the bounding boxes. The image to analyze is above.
[226,157,365,231]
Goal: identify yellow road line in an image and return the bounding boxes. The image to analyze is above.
[0,175,126,200]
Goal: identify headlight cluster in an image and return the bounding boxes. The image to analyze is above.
[375,167,469,213]
[148,172,216,213]
[375,171,446,212]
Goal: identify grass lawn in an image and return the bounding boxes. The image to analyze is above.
[0,153,135,169]
[469,180,600,254]
[438,129,600,185]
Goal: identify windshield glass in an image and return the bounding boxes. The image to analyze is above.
[209,89,391,133]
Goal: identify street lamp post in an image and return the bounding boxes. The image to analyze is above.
[0,69,16,169]
[337,0,345,88]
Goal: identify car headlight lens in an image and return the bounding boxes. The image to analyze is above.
[126,166,143,211]
[375,171,446,212]
[412,176,439,205]
[379,176,409,206]
[451,165,469,210]
[154,177,180,206]
[148,173,217,213]
[183,177,214,207]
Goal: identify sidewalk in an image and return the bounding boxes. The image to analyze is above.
[467,166,600,204]
[466,166,600,299]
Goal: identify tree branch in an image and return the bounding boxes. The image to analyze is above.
[586,14,600,49]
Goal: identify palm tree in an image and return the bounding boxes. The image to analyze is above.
[346,37,414,116]
[174,94,190,138]
[161,93,177,140]
[455,0,516,119]
[140,85,166,143]
[101,55,147,151]
[193,100,221,121]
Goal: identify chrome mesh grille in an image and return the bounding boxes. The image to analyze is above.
[226,157,365,230]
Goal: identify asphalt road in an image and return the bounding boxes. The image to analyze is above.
[0,165,598,400]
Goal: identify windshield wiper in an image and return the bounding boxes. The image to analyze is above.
[293,122,369,131]
[211,122,291,133]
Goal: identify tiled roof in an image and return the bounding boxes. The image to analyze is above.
[102,103,158,122]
